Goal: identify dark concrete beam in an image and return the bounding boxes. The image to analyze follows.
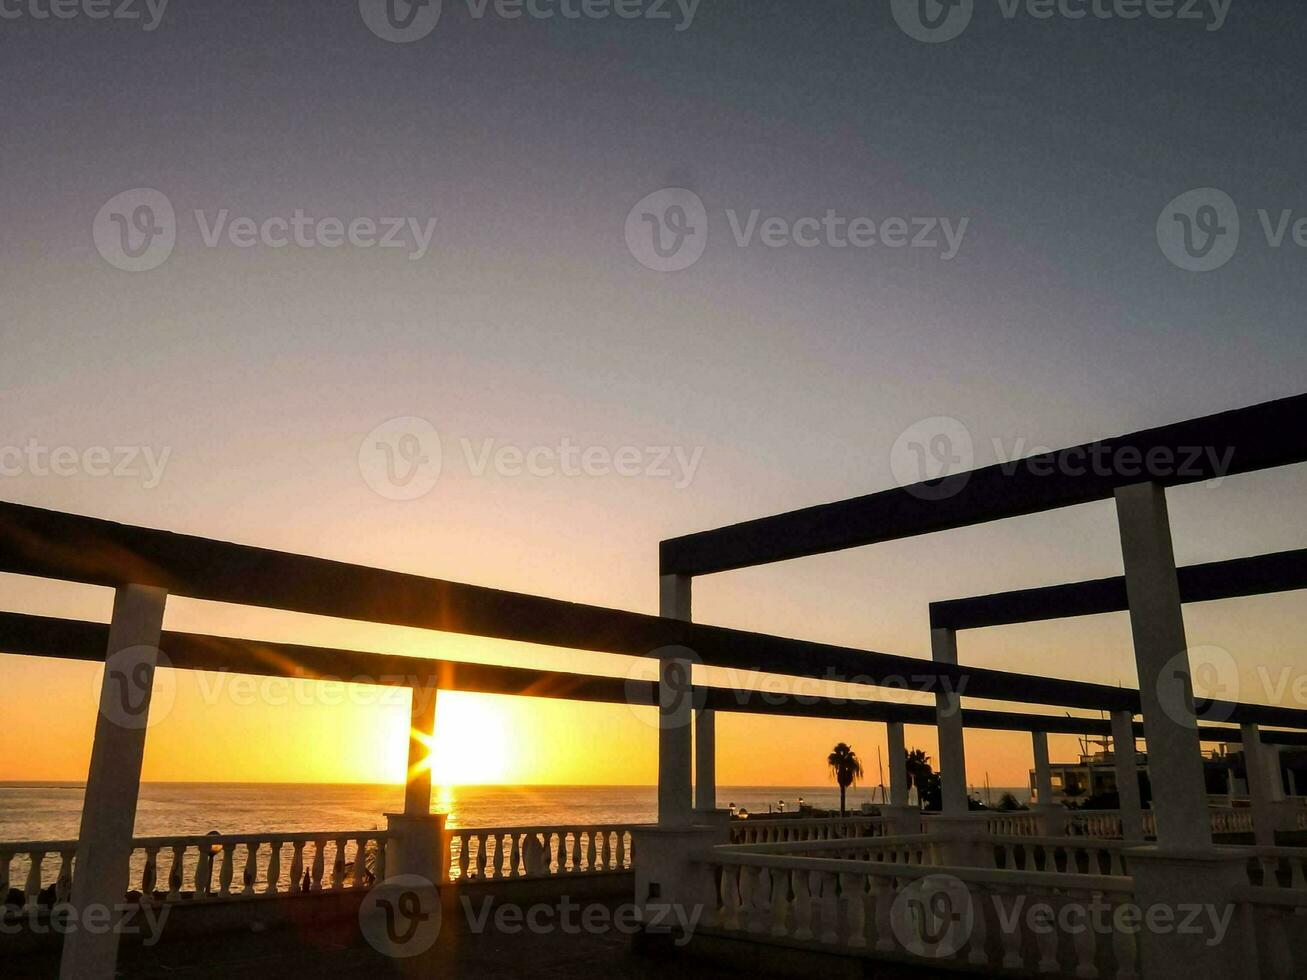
[661,393,1307,576]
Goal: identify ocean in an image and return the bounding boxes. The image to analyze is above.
[0,782,1033,841]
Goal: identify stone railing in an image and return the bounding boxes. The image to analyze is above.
[695,849,1140,977]
[984,812,1040,837]
[1235,885,1307,978]
[1246,848,1307,890]
[1,831,390,908]
[1211,808,1256,835]
[444,825,635,880]
[728,816,892,845]
[1065,810,1126,839]
[716,835,939,866]
[988,836,1131,877]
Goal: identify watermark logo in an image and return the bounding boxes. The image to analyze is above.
[625,188,709,273]
[892,0,1230,42]
[1,902,171,944]
[623,645,706,731]
[625,189,970,271]
[1158,644,1239,726]
[890,417,974,500]
[358,417,443,501]
[95,646,175,730]
[462,895,699,943]
[891,874,975,958]
[0,0,169,30]
[93,188,176,273]
[891,0,975,43]
[0,440,171,488]
[359,0,444,42]
[360,875,443,957]
[1157,188,1240,272]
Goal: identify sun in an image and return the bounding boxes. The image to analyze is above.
[412,692,511,786]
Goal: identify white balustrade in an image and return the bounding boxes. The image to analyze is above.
[1235,885,1307,978]
[728,816,893,845]
[985,813,1040,837]
[443,825,637,881]
[697,850,1140,977]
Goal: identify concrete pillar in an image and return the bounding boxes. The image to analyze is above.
[1241,723,1279,846]
[694,707,715,812]
[658,574,693,827]
[930,626,968,817]
[1288,764,1299,798]
[405,682,437,818]
[60,585,168,980]
[887,721,908,807]
[1031,731,1067,837]
[1032,731,1053,805]
[1111,710,1145,841]
[1114,482,1211,851]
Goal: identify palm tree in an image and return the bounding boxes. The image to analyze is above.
[905,748,933,807]
[827,743,864,818]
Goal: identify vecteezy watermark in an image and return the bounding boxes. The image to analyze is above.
[623,647,971,730]
[624,188,970,272]
[358,0,700,44]
[461,895,701,945]
[0,0,169,30]
[0,440,171,488]
[1158,187,1307,273]
[358,416,704,500]
[890,417,975,501]
[1,901,171,945]
[93,189,439,272]
[889,874,1236,959]
[890,0,1230,44]
[93,646,176,730]
[359,875,443,958]
[1157,644,1240,726]
[186,671,433,711]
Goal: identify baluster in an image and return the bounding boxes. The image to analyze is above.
[737,865,759,932]
[997,888,1025,969]
[1110,851,1126,877]
[374,835,387,881]
[967,880,990,966]
[456,833,470,880]
[720,865,742,930]
[56,849,76,903]
[22,849,44,908]
[140,847,158,900]
[840,872,867,948]
[570,831,582,873]
[243,842,260,895]
[473,834,487,879]
[310,840,325,891]
[509,833,522,878]
[616,831,627,870]
[1290,857,1307,890]
[1071,892,1099,978]
[166,844,184,899]
[817,871,839,944]
[196,844,213,897]
[585,830,597,873]
[782,869,809,940]
[769,863,791,936]
[1108,896,1139,980]
[288,842,305,894]
[872,875,894,952]
[331,838,346,890]
[266,840,282,894]
[1033,891,1059,973]
[219,843,236,896]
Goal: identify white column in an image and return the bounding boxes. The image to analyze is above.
[1032,731,1053,806]
[1111,710,1145,841]
[1114,482,1211,850]
[1241,723,1278,846]
[61,585,168,980]
[931,626,968,817]
[887,721,908,807]
[405,682,437,817]
[658,574,694,827]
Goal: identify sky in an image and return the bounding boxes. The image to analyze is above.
[1,1,1305,794]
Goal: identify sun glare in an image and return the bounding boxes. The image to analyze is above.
[426,693,511,786]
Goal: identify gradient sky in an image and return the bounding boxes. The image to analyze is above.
[2,1,1305,793]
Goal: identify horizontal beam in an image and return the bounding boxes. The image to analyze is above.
[661,393,1307,576]
[930,547,1307,631]
[0,501,1139,711]
[6,611,1307,740]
